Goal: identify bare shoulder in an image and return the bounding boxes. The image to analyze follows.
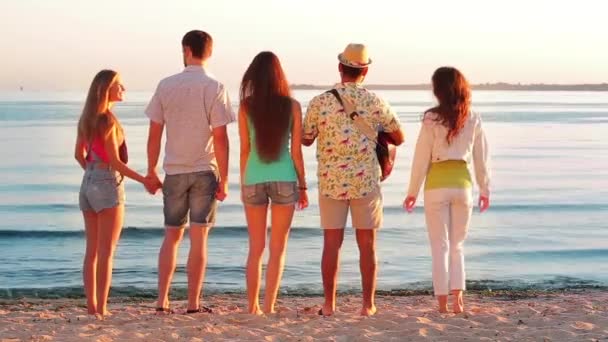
[422,110,439,123]
[290,97,301,110]
[99,113,122,137]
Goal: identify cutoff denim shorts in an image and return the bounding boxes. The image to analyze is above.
[162,171,219,228]
[241,181,298,206]
[79,168,125,213]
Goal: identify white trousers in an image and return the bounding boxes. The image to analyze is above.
[424,188,473,295]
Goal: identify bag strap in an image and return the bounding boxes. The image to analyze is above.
[325,89,378,144]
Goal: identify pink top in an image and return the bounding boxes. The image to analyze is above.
[86,137,110,163]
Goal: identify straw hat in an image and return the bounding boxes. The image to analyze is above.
[338,43,372,68]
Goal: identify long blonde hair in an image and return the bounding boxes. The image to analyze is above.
[77,70,119,142]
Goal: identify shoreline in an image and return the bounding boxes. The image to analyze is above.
[3,282,606,301]
[1,288,605,306]
[1,290,607,341]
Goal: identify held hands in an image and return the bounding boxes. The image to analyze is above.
[216,180,228,201]
[144,172,163,195]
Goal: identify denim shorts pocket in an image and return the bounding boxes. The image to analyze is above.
[242,184,258,199]
[276,182,296,197]
[90,171,121,188]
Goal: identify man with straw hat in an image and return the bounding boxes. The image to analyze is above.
[303,43,404,316]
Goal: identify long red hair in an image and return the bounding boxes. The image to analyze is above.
[240,51,292,162]
[428,67,471,144]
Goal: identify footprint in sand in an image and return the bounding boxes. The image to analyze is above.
[416,317,433,324]
[571,321,595,330]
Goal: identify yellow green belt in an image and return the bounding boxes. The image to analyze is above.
[424,160,472,191]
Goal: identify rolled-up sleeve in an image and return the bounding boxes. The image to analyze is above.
[303,97,320,139]
[377,98,401,133]
[208,84,236,128]
[473,115,491,197]
[407,117,434,197]
[145,83,164,124]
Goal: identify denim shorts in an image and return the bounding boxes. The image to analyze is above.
[79,168,125,213]
[163,171,219,228]
[241,181,298,206]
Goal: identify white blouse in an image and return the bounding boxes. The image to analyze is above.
[407,111,490,197]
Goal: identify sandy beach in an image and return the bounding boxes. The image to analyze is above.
[1,290,607,341]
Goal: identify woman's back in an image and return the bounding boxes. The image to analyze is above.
[423,110,481,162]
[244,112,296,185]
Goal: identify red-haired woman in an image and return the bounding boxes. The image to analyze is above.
[238,51,308,314]
[404,67,490,313]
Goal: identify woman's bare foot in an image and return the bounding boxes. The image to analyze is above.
[99,309,111,316]
[263,307,276,315]
[248,306,263,315]
[360,305,377,316]
[437,295,448,313]
[452,290,464,313]
[318,304,335,316]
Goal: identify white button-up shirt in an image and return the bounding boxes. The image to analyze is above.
[145,66,236,175]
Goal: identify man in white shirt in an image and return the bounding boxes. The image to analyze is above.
[146,30,235,314]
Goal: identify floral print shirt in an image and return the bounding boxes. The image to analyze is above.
[303,83,402,200]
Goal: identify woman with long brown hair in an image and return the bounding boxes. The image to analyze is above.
[74,70,159,316]
[404,67,490,313]
[238,52,308,314]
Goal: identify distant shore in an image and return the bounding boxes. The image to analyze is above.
[292,83,608,91]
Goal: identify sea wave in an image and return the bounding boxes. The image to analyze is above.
[0,276,604,300]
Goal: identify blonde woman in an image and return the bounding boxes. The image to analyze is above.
[404,67,490,314]
[74,70,160,316]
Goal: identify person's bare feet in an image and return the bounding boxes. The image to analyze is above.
[318,304,335,316]
[437,295,448,313]
[262,303,277,315]
[248,306,263,315]
[360,305,377,316]
[452,290,464,313]
[98,310,112,318]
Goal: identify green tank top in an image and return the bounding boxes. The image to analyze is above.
[424,160,472,191]
[244,117,297,185]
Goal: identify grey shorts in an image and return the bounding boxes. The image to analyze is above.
[163,171,219,228]
[79,169,125,213]
[241,181,298,206]
[318,187,383,230]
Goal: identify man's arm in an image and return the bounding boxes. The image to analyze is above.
[377,97,405,146]
[302,97,319,146]
[302,136,316,146]
[146,120,164,193]
[147,120,164,175]
[387,125,405,146]
[212,125,229,201]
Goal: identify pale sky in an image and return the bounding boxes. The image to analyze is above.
[1,0,606,91]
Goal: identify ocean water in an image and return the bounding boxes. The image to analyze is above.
[0,89,607,299]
